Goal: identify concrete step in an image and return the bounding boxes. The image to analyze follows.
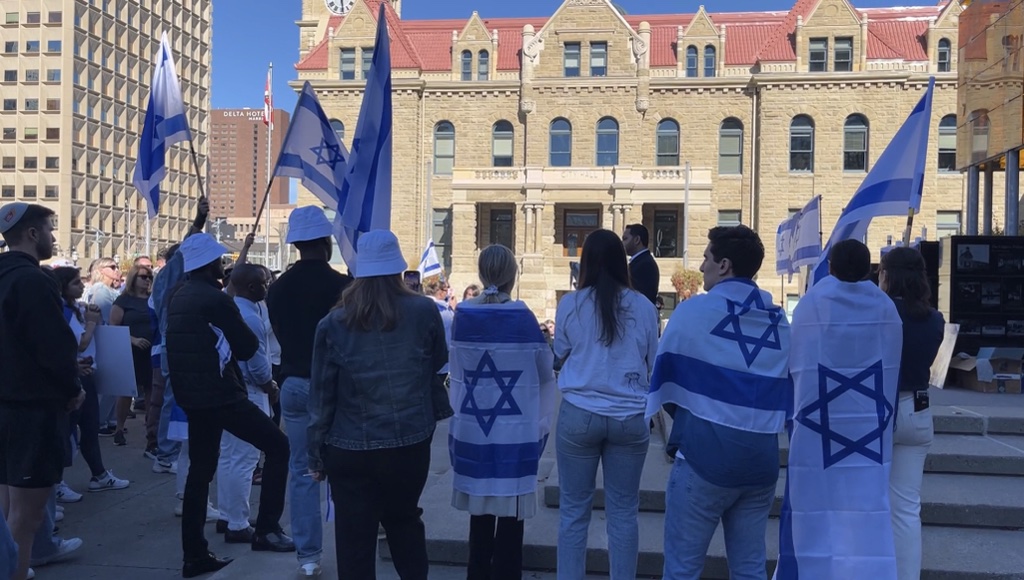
[543,460,1024,529]
[395,490,1024,579]
[933,406,1024,436]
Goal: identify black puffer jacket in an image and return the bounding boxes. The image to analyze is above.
[0,252,80,405]
[165,277,258,410]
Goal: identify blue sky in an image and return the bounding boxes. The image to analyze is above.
[210,0,935,113]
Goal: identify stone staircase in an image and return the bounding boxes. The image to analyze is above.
[387,389,1024,579]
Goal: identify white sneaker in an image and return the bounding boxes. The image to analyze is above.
[152,459,177,474]
[30,537,83,566]
[55,510,64,522]
[89,470,130,492]
[26,568,34,579]
[55,481,83,503]
[55,505,64,513]
[300,562,322,577]
[174,500,221,523]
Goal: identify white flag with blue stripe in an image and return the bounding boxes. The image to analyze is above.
[811,77,935,286]
[776,195,821,277]
[419,239,442,278]
[333,2,393,275]
[775,276,903,580]
[647,278,791,434]
[133,33,192,218]
[448,301,557,499]
[272,82,349,211]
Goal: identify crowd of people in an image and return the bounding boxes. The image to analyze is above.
[0,196,942,580]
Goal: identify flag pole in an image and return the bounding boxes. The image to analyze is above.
[900,207,914,246]
[265,62,273,267]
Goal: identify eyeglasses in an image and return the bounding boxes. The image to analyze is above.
[138,275,153,281]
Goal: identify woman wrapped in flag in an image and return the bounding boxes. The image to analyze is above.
[448,244,557,579]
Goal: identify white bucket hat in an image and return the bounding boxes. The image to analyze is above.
[286,206,333,244]
[354,230,407,279]
[180,233,228,273]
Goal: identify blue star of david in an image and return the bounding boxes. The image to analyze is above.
[796,362,894,469]
[709,288,783,367]
[460,352,523,436]
[310,139,344,170]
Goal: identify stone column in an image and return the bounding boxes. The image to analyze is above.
[1007,149,1020,236]
[983,165,994,235]
[450,201,477,284]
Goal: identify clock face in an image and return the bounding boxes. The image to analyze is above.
[325,0,355,15]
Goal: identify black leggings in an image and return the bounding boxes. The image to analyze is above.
[467,514,525,580]
[70,374,106,477]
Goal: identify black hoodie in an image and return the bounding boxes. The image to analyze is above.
[0,251,80,405]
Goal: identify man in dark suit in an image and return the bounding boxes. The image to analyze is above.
[623,223,660,304]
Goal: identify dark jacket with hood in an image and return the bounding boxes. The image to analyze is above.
[0,252,81,406]
[165,275,259,410]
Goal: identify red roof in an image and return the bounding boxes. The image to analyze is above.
[295,1,946,72]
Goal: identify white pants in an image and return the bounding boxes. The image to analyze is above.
[216,387,270,531]
[176,440,189,498]
[889,393,933,580]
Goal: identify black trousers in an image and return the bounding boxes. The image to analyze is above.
[323,438,431,580]
[69,374,105,477]
[181,398,289,561]
[467,515,525,580]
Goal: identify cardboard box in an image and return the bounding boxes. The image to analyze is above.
[949,348,1024,394]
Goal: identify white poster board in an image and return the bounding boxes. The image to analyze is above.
[93,325,139,397]
[929,323,960,389]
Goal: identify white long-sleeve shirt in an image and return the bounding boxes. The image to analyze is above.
[554,287,659,420]
[233,296,273,388]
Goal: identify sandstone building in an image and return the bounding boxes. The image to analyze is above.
[0,0,211,262]
[294,0,1004,318]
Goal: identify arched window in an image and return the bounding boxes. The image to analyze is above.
[789,115,815,173]
[492,120,513,167]
[549,118,572,167]
[478,50,489,80]
[970,109,989,163]
[655,119,679,166]
[843,114,869,172]
[719,118,744,175]
[460,50,472,81]
[704,45,717,77]
[329,119,345,143]
[433,121,455,175]
[937,38,951,73]
[938,114,957,172]
[685,46,698,78]
[596,117,619,166]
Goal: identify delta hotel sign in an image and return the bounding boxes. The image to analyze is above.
[220,109,266,121]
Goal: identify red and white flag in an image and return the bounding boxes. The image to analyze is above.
[263,67,273,128]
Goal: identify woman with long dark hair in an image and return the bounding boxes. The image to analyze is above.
[879,247,944,580]
[553,229,659,579]
[50,267,130,492]
[307,231,451,580]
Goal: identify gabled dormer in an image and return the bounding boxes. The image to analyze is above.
[523,0,645,80]
[326,0,379,81]
[797,0,864,73]
[451,12,497,81]
[677,5,723,78]
[928,0,961,74]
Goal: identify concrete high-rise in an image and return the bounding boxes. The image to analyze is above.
[208,108,289,220]
[0,0,211,262]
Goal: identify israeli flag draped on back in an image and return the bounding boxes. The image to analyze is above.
[775,276,903,580]
[133,33,192,218]
[272,82,350,211]
[448,301,557,498]
[776,195,822,277]
[811,78,935,285]
[333,2,393,274]
[647,278,791,434]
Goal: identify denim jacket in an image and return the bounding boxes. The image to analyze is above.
[307,294,451,471]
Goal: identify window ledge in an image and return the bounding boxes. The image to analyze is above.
[788,172,815,177]
[718,174,743,179]
[938,171,962,177]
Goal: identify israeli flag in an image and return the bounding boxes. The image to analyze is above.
[273,82,349,211]
[133,33,192,218]
[775,276,903,579]
[419,239,442,277]
[448,302,557,498]
[333,2,393,274]
[811,77,935,286]
[776,196,822,277]
[648,278,791,434]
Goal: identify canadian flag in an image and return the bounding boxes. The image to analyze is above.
[263,67,272,128]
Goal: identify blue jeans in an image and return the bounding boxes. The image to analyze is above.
[156,361,181,463]
[663,458,775,580]
[281,377,322,565]
[30,489,60,562]
[555,401,649,580]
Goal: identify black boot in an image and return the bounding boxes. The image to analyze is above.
[182,552,232,578]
